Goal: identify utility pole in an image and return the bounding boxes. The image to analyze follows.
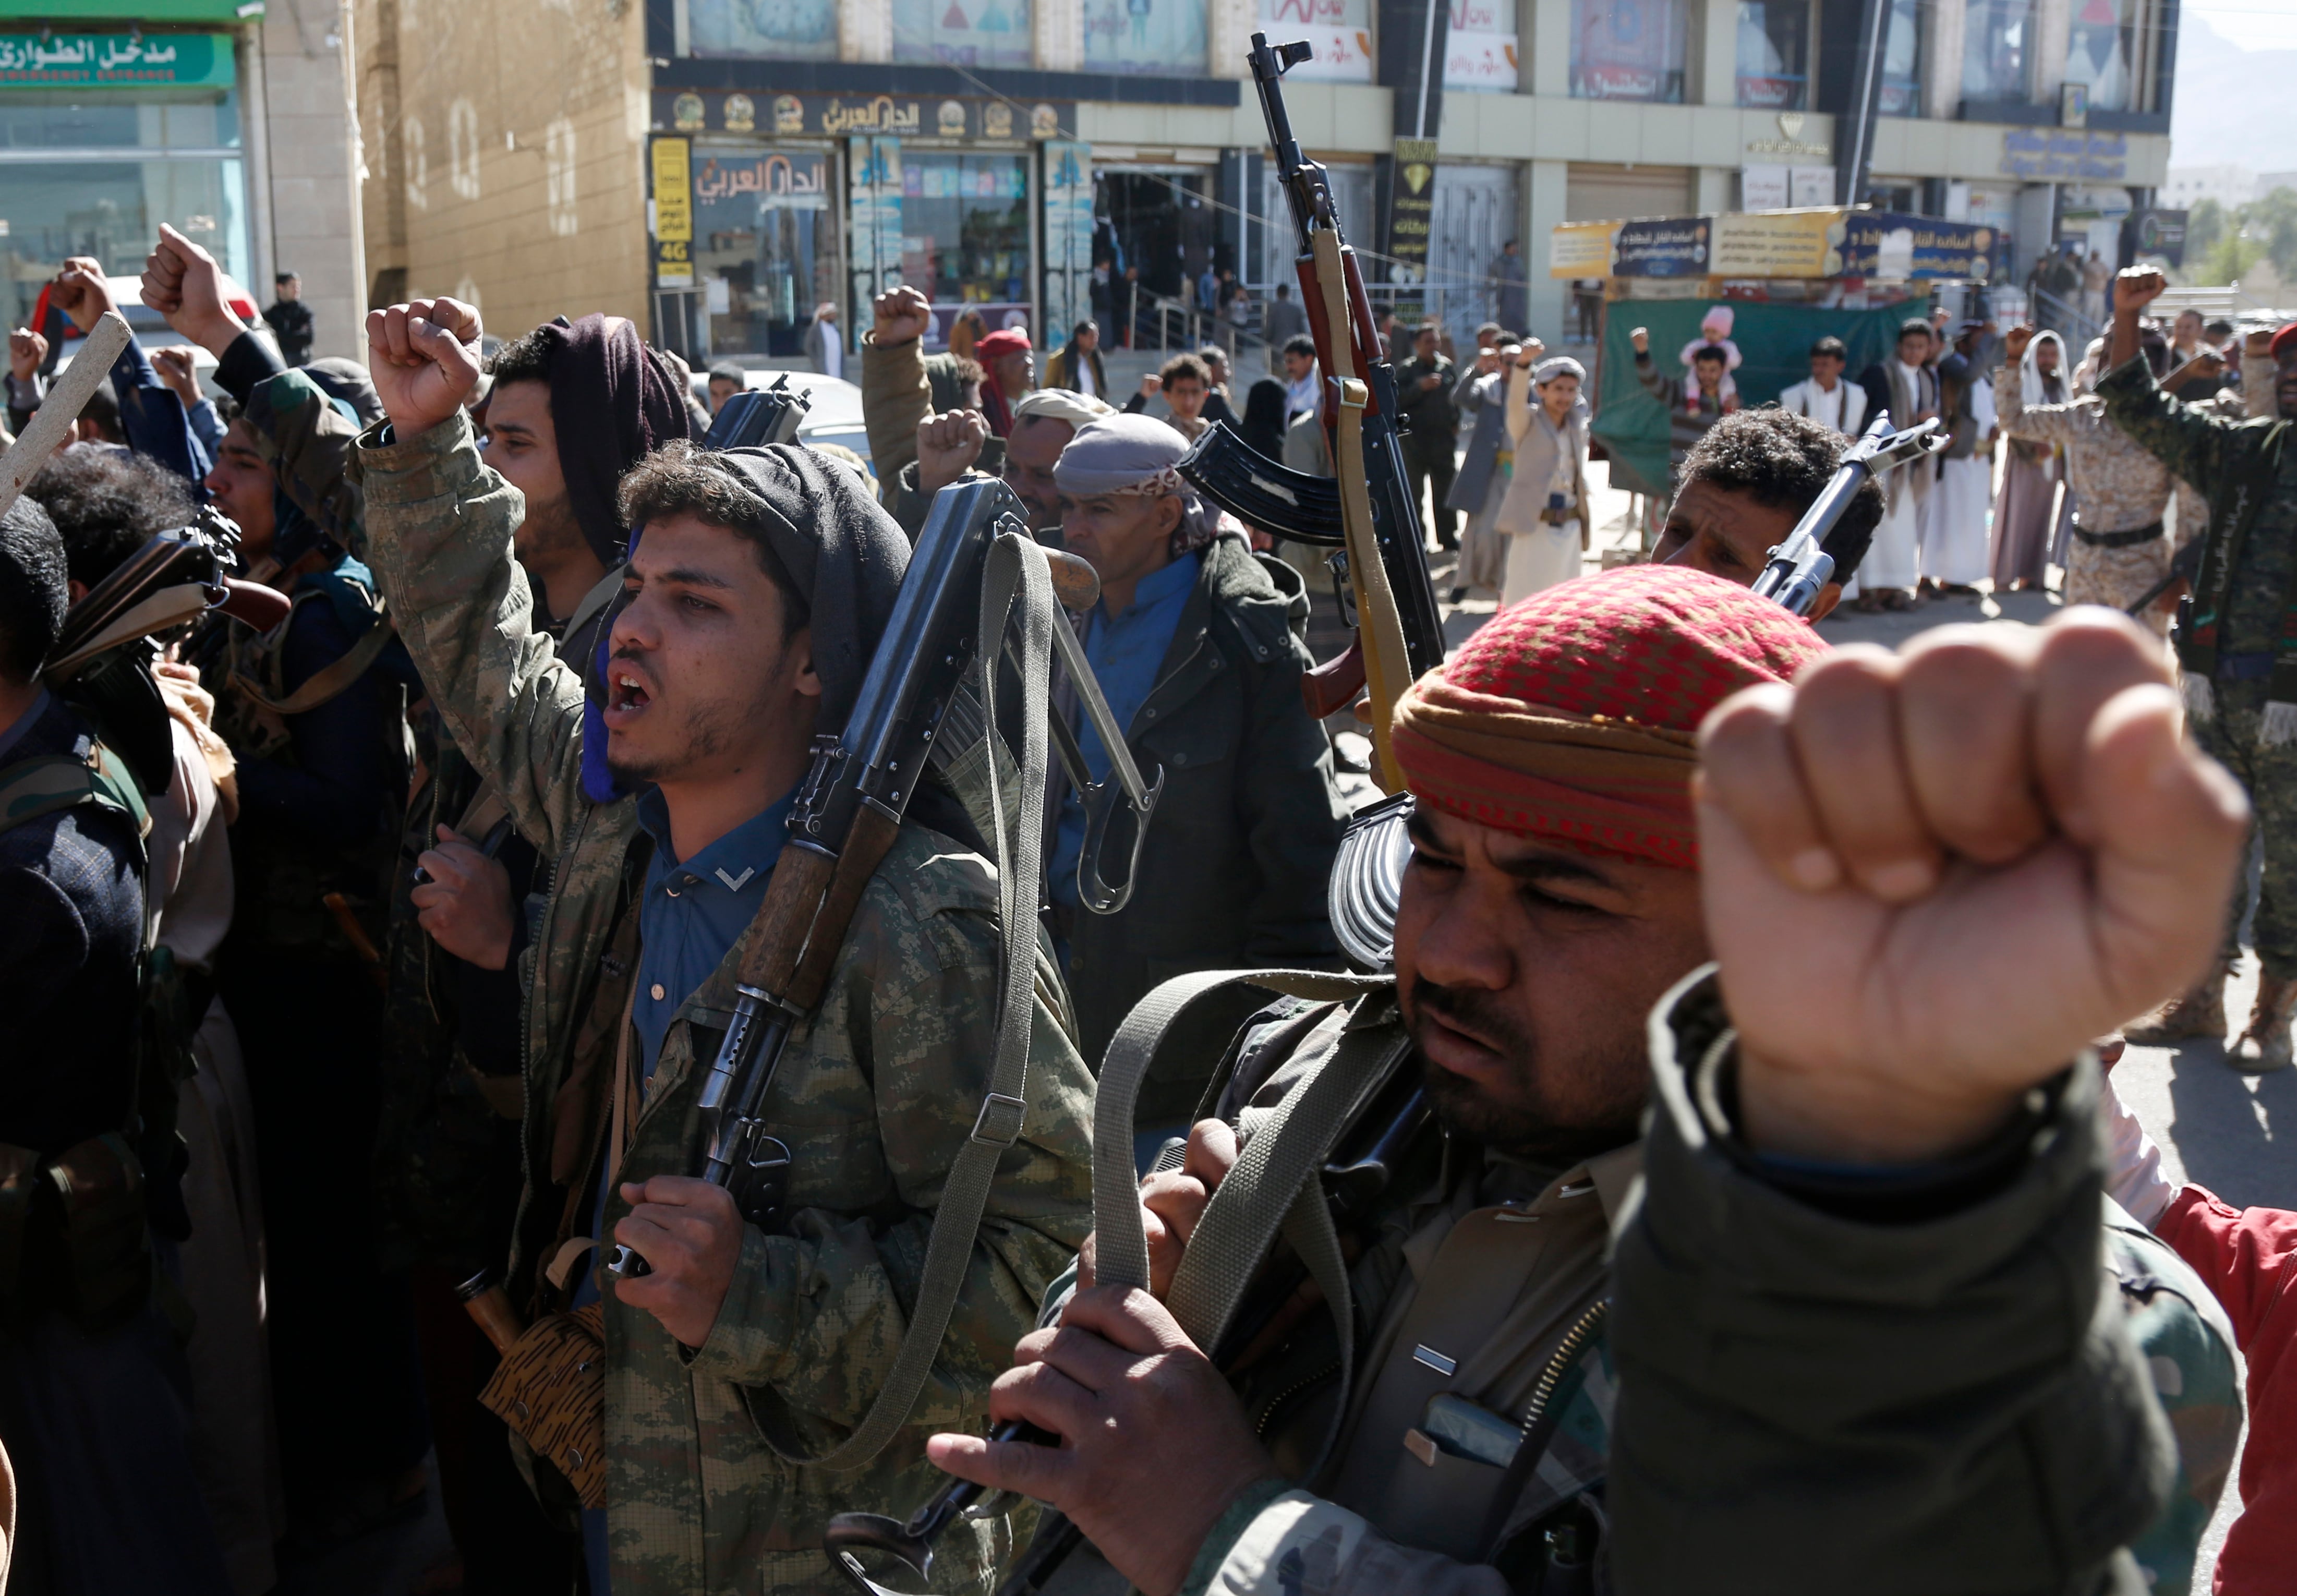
[1837,0,1887,208]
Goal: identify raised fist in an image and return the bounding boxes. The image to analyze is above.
[151,345,202,406]
[365,297,484,440]
[1698,612,2247,1164]
[2114,268,2168,315]
[7,328,46,385]
[916,407,989,496]
[871,285,934,348]
[50,257,117,334]
[1629,327,1650,355]
[2002,324,2036,365]
[141,224,246,357]
[1138,372,1162,398]
[2246,328,2275,361]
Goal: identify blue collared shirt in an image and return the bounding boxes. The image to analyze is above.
[630,783,800,1080]
[1050,550,1198,908]
[578,780,798,1593]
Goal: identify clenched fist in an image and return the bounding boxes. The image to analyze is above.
[2114,267,2167,315]
[7,328,45,385]
[49,257,116,334]
[915,407,989,496]
[366,298,483,439]
[2002,323,2036,365]
[141,224,246,357]
[871,284,934,348]
[1696,612,2247,1164]
[1629,326,1650,355]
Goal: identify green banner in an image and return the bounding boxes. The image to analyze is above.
[0,30,234,89]
[0,0,258,21]
[1592,296,1921,501]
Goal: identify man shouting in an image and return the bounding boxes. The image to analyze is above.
[354,299,1097,1595]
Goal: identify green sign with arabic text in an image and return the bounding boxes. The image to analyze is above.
[0,31,233,89]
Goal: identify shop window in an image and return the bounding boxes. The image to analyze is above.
[1878,0,1921,115]
[1568,0,1686,103]
[2064,0,2136,113]
[1082,0,1208,75]
[893,0,1033,68]
[1735,0,1809,109]
[900,152,1033,333]
[687,0,838,61]
[1962,0,2035,106]
[0,83,248,331]
[691,146,838,357]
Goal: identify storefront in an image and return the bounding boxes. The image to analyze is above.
[0,28,252,330]
[650,88,1076,359]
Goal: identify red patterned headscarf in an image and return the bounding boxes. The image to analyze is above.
[1391,566,1831,868]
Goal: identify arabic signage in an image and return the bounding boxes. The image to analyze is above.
[1835,211,1994,281]
[0,31,232,89]
[1709,209,1843,277]
[1999,128,2129,182]
[659,90,1071,142]
[1384,137,1438,314]
[690,150,830,209]
[1548,220,1619,279]
[650,138,695,288]
[1613,216,1710,278]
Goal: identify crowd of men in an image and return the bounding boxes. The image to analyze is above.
[0,234,2293,1596]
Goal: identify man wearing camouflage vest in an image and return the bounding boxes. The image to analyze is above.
[355,297,1097,1595]
[931,567,2241,1594]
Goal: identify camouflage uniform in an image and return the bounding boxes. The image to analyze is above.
[2095,355,2297,980]
[354,413,1098,1595]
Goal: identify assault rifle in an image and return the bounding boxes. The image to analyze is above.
[607,479,1130,1274]
[703,376,811,450]
[1177,34,1444,783]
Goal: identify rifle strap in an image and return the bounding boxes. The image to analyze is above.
[231,608,397,718]
[1308,226,1411,792]
[746,528,1056,1472]
[1090,969,1393,1301]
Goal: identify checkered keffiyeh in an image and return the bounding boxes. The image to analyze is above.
[1391,566,1830,867]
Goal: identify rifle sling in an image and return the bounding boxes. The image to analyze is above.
[232,609,398,718]
[744,529,1057,1471]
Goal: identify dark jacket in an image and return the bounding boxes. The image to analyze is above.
[263,296,315,365]
[1043,340,1108,400]
[1055,536,1347,1078]
[0,695,144,1157]
[1395,352,1459,457]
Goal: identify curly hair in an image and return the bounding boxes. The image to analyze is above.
[1679,408,1885,582]
[614,439,809,639]
[28,448,199,589]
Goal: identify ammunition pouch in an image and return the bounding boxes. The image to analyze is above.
[479,1304,607,1510]
[43,1132,154,1333]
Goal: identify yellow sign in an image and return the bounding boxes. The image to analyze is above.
[1548,220,1618,279]
[1708,209,1845,279]
[652,138,694,287]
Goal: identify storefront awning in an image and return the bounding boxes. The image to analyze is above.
[0,0,259,22]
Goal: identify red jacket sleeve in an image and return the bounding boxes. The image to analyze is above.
[2156,1183,2297,1349]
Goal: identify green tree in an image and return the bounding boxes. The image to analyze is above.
[2187,197,2225,260]
[2250,188,2297,281]
[2197,227,2264,286]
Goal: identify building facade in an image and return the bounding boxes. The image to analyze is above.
[2,0,367,361]
[356,0,2179,361]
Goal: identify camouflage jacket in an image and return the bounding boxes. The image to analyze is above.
[2095,354,2297,660]
[354,414,1098,1595]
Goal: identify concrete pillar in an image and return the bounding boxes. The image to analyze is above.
[1925,0,1965,120]
[1528,0,1570,98]
[1034,0,1082,72]
[1526,157,1569,343]
[1209,0,1256,78]
[839,0,891,64]
[2033,0,2070,103]
[1698,0,1737,106]
[260,0,366,359]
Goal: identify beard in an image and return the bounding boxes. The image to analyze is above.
[1406,976,1646,1167]
[512,490,591,616]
